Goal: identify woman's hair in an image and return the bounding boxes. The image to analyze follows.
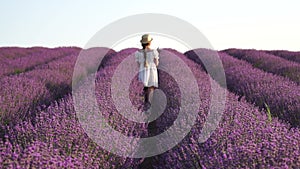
[141,43,150,68]
[142,43,150,49]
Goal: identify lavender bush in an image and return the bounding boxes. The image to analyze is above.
[0,96,144,168]
[266,50,300,64]
[185,49,300,127]
[223,49,300,84]
[0,48,145,168]
[0,47,115,125]
[0,47,299,168]
[0,47,80,78]
[0,76,51,125]
[154,49,300,168]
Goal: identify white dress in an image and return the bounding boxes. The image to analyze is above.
[135,49,159,87]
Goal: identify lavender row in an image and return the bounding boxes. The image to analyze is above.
[0,47,48,60]
[266,50,300,63]
[0,48,194,168]
[94,48,300,168]
[0,95,144,168]
[1,48,299,168]
[186,49,300,127]
[0,47,81,78]
[94,48,180,137]
[0,48,186,168]
[154,49,300,168]
[223,49,300,84]
[93,48,300,168]
[0,47,115,125]
[0,49,146,168]
[0,55,76,125]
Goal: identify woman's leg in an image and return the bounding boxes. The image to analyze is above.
[143,87,148,103]
[148,86,155,104]
[143,87,151,111]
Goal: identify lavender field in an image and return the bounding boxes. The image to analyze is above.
[0,47,300,168]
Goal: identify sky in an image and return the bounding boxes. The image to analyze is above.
[0,0,299,52]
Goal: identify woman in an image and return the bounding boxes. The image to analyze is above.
[135,34,159,111]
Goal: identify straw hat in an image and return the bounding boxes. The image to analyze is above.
[140,34,153,44]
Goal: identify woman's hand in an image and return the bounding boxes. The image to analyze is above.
[157,47,161,53]
[154,58,159,67]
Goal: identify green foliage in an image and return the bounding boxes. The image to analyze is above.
[14,69,23,74]
[264,102,272,123]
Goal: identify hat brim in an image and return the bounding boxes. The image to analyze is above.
[140,38,153,44]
